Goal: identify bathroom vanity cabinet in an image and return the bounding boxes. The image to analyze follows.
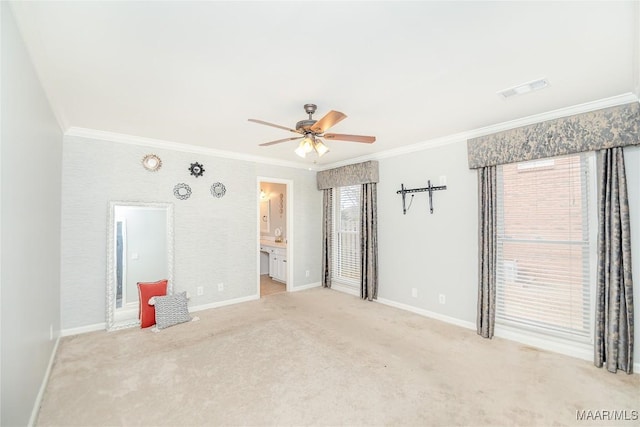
[260,242,287,283]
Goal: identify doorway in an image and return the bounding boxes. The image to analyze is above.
[257,177,293,297]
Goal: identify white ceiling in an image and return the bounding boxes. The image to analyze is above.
[10,1,639,168]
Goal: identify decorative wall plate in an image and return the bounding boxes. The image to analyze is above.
[189,162,205,178]
[210,182,226,198]
[142,154,162,172]
[279,193,284,217]
[173,183,192,200]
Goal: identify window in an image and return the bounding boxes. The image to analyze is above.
[332,185,361,287]
[496,153,595,343]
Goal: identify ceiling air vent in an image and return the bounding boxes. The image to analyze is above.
[497,78,549,99]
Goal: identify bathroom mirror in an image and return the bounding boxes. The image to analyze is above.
[106,201,174,331]
[260,199,270,233]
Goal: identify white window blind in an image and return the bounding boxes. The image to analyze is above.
[332,185,361,287]
[496,153,594,343]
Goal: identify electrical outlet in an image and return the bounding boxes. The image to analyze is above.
[196,286,204,296]
[411,288,418,298]
[305,270,310,278]
[439,294,446,304]
[217,282,224,292]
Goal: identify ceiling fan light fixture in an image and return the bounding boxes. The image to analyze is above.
[294,142,307,158]
[301,136,314,153]
[313,139,329,157]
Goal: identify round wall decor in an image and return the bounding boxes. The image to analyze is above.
[279,193,284,217]
[142,154,162,172]
[173,183,192,200]
[210,182,226,198]
[189,162,205,178]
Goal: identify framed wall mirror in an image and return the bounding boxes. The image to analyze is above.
[106,201,174,331]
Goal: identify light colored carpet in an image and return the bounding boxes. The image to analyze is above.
[260,274,286,297]
[37,288,638,426]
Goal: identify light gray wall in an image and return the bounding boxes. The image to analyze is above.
[1,3,63,425]
[61,137,321,330]
[377,140,478,322]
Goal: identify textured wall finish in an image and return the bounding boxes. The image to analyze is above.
[61,137,320,329]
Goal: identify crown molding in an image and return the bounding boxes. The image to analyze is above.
[318,93,639,171]
[65,93,638,173]
[64,127,319,170]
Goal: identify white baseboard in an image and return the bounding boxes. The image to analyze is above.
[190,294,259,312]
[60,322,106,337]
[60,294,264,336]
[60,295,262,335]
[28,336,60,427]
[290,281,321,292]
[376,297,476,331]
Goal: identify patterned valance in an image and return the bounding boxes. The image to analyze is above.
[467,102,640,169]
[317,160,379,190]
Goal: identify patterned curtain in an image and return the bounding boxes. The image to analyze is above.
[318,161,379,297]
[595,147,634,374]
[477,166,497,339]
[316,160,379,190]
[360,183,378,300]
[467,102,639,169]
[321,189,333,288]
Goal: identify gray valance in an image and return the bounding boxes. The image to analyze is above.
[317,160,379,190]
[467,102,640,169]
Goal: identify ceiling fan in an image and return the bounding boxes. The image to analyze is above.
[249,104,376,158]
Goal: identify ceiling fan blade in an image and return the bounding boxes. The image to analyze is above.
[323,133,376,143]
[259,136,302,147]
[248,119,302,134]
[310,110,347,133]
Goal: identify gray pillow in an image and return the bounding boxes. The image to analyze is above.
[154,291,192,329]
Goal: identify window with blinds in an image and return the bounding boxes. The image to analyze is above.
[496,153,595,343]
[332,185,361,287]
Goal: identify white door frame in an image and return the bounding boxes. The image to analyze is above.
[257,177,294,294]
